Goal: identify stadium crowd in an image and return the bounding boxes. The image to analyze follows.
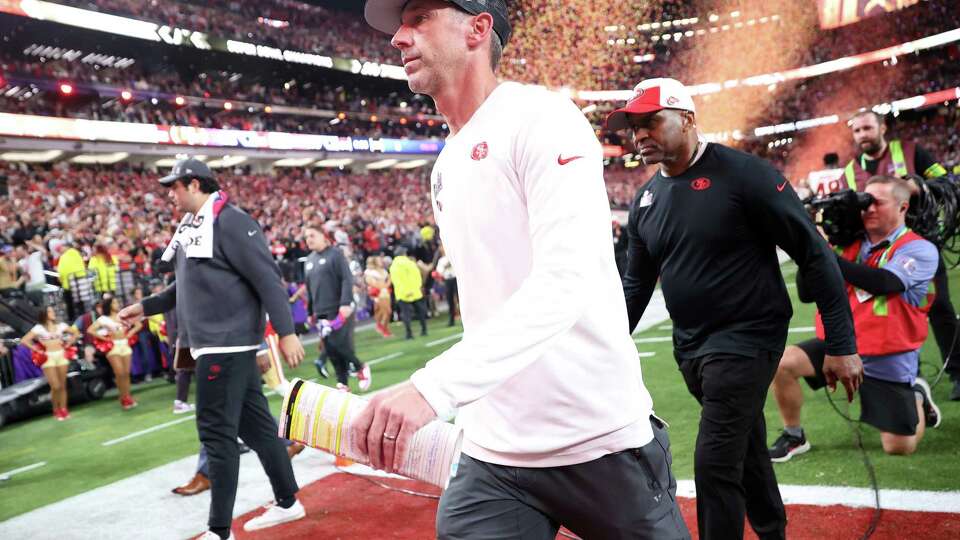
[51,0,397,64]
[43,0,960,94]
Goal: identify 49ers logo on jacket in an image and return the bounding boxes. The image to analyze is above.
[471,142,489,161]
[690,177,711,191]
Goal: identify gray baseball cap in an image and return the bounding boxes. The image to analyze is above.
[159,157,214,185]
[364,0,512,46]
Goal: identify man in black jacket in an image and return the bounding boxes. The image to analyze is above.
[119,158,306,540]
[608,78,863,540]
[302,224,371,392]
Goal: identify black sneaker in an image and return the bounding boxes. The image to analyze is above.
[769,430,811,463]
[914,378,941,428]
[314,359,329,379]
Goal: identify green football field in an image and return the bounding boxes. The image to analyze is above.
[1,262,958,522]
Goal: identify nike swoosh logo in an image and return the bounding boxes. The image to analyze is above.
[776,181,788,192]
[248,230,257,236]
[558,155,583,166]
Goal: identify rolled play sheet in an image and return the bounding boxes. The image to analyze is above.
[278,378,463,489]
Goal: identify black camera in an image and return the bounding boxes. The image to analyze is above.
[802,189,875,247]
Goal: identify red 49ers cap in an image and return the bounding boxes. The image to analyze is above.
[606,78,696,131]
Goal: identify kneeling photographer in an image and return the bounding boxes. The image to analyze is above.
[770,176,941,461]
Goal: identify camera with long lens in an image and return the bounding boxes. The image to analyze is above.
[802,189,875,247]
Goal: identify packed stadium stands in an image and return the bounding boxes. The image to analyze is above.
[0,2,958,538]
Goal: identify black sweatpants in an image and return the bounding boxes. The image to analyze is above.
[195,350,298,531]
[444,278,458,326]
[930,256,959,380]
[320,314,362,386]
[398,299,428,338]
[436,416,689,539]
[677,351,786,540]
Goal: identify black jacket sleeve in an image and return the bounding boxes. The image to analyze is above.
[742,158,857,355]
[142,281,176,317]
[218,208,295,337]
[623,194,658,333]
[336,250,354,308]
[914,145,943,179]
[835,256,906,295]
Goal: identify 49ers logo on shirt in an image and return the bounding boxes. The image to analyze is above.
[690,177,712,191]
[471,142,489,161]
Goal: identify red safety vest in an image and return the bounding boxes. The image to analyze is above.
[815,229,935,356]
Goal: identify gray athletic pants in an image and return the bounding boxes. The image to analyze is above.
[437,416,690,539]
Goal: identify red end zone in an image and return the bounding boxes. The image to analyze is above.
[227,473,960,539]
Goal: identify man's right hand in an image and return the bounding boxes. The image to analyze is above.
[117,303,144,327]
[279,334,304,368]
[822,353,864,402]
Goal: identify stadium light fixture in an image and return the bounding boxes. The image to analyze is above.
[314,158,354,168]
[1,150,63,162]
[207,155,247,168]
[394,159,429,170]
[366,159,398,170]
[70,152,129,164]
[273,157,315,167]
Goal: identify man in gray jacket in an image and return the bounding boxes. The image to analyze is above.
[303,224,372,392]
[119,158,306,540]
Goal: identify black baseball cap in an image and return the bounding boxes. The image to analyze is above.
[364,0,512,46]
[159,157,214,186]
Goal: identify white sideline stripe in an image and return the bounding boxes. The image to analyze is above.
[638,352,656,358]
[635,336,672,343]
[368,351,404,366]
[789,326,816,333]
[426,333,463,347]
[1,379,415,539]
[0,461,46,479]
[675,480,960,513]
[657,325,672,331]
[101,415,195,446]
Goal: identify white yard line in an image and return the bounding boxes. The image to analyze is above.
[789,326,816,333]
[634,336,672,344]
[0,461,46,480]
[367,351,404,366]
[675,480,960,513]
[637,352,656,358]
[426,333,463,347]
[101,415,196,447]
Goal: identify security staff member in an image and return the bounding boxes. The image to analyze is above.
[302,224,371,392]
[846,110,959,400]
[119,158,306,540]
[608,77,863,540]
[770,176,940,462]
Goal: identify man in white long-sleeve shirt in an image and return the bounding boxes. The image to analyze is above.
[358,1,689,538]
